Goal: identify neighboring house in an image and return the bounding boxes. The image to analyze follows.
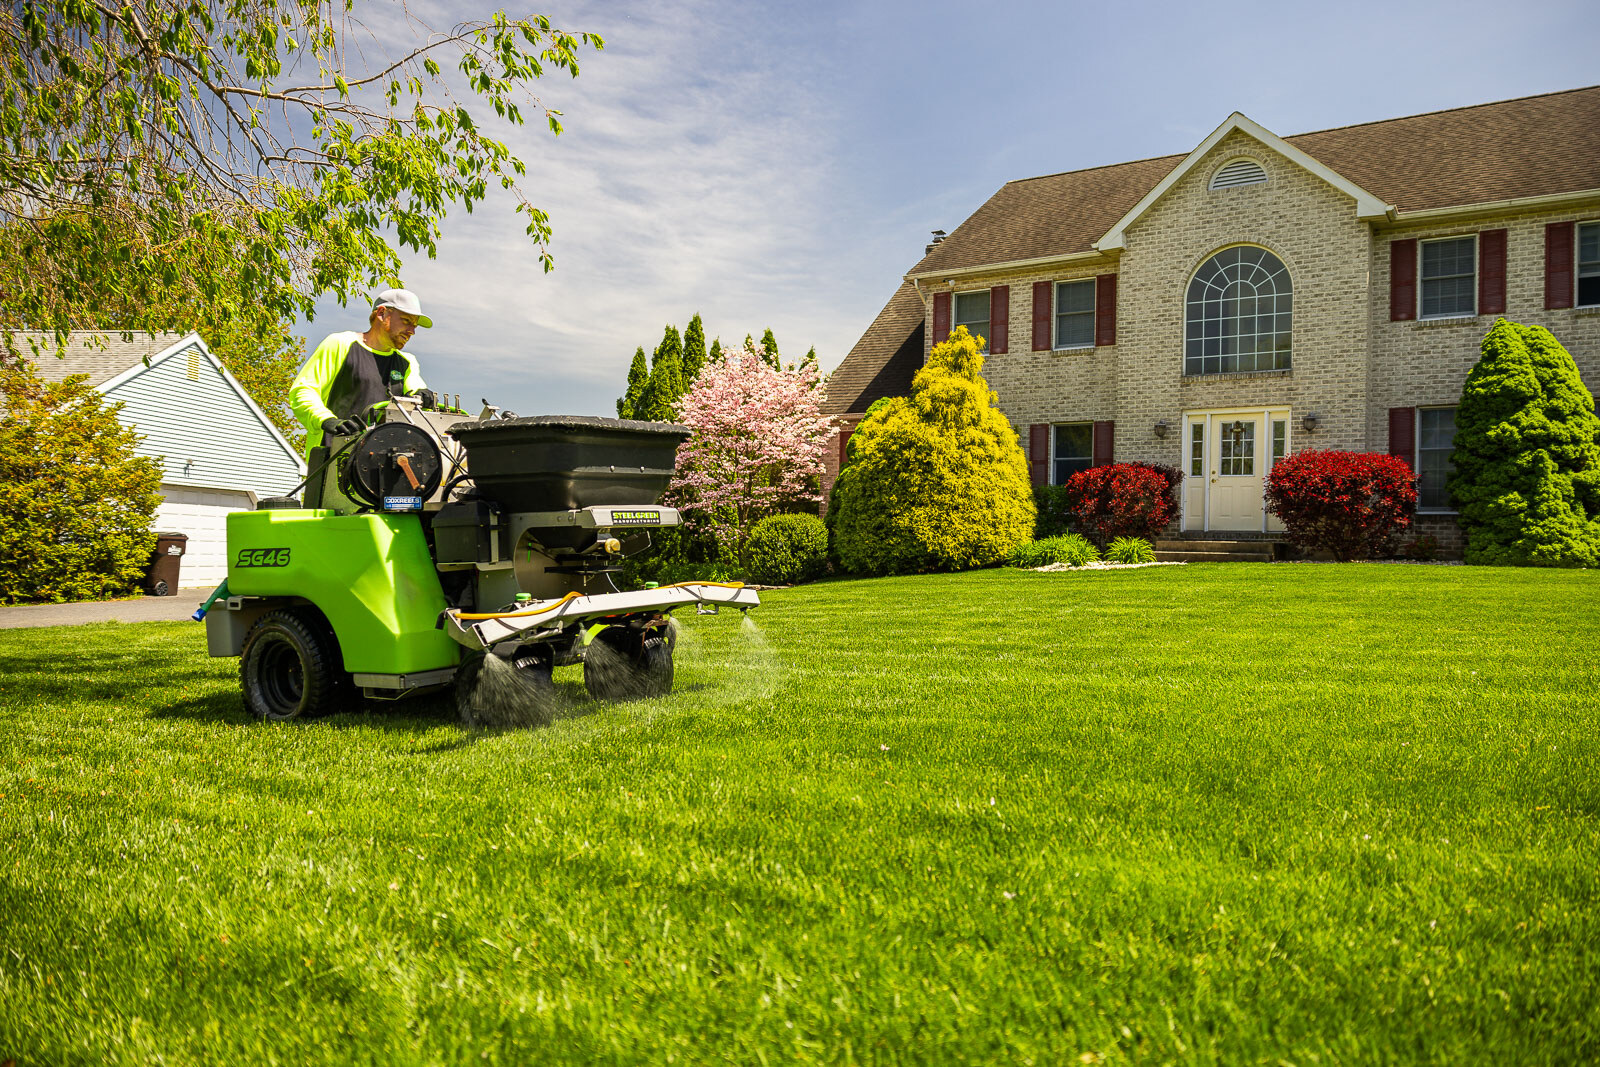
[823,86,1600,550]
[29,332,305,586]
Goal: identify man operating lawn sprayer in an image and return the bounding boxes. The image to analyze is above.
[289,288,441,457]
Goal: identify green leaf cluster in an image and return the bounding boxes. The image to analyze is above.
[829,326,1035,575]
[1106,536,1156,564]
[1007,534,1099,568]
[744,513,828,585]
[1449,319,1600,566]
[0,3,602,339]
[0,364,162,603]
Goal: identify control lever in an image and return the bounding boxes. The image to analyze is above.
[394,453,423,491]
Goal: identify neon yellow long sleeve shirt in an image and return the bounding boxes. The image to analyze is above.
[289,331,427,454]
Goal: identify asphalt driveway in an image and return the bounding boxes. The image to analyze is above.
[0,588,214,629]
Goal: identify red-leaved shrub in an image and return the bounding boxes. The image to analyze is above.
[1064,463,1178,544]
[1264,450,1417,561]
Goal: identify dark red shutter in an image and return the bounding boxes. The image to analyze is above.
[1032,281,1051,351]
[838,429,854,467]
[932,291,951,344]
[1478,229,1507,316]
[1094,274,1117,346]
[1029,424,1049,486]
[1388,407,1416,468]
[989,286,1009,354]
[1546,222,1575,310]
[1092,420,1114,467]
[1390,239,1417,321]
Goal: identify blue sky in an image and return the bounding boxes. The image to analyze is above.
[307,0,1599,417]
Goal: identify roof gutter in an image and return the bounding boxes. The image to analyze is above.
[1383,187,1600,224]
[906,247,1111,284]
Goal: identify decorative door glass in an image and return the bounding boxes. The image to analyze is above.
[1190,422,1204,477]
[1219,421,1255,476]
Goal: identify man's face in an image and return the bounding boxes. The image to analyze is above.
[382,308,419,348]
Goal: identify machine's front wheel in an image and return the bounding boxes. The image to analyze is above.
[240,609,350,720]
[584,623,674,702]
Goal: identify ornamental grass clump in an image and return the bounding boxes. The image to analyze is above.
[1105,536,1156,564]
[1007,534,1099,568]
[1264,450,1417,561]
[1449,320,1600,567]
[829,327,1034,575]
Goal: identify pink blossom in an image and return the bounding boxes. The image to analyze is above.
[666,342,831,558]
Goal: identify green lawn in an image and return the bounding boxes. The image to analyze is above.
[2,564,1598,1064]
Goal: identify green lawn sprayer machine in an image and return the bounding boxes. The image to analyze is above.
[199,398,756,723]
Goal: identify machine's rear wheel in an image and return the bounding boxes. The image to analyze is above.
[240,609,350,721]
[583,623,674,702]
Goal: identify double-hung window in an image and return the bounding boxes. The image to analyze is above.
[1420,236,1476,318]
[1053,424,1093,484]
[953,290,990,351]
[1417,407,1458,511]
[1579,222,1600,308]
[1055,280,1095,349]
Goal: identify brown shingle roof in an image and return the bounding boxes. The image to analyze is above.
[9,331,189,386]
[913,85,1600,275]
[822,282,924,415]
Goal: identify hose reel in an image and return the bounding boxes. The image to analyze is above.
[338,422,444,512]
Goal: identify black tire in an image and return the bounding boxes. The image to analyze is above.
[240,608,350,721]
[456,646,556,728]
[583,623,674,702]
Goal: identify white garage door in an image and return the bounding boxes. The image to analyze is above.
[154,485,256,588]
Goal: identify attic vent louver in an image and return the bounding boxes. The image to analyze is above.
[1210,159,1267,190]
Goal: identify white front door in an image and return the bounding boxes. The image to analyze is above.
[1182,409,1290,533]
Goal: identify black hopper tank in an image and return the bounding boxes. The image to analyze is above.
[446,415,690,512]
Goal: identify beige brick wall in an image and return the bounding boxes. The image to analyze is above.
[890,136,1600,540]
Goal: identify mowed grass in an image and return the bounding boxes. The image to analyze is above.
[2,564,1598,1065]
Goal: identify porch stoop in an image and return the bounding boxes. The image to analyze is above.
[1154,537,1282,563]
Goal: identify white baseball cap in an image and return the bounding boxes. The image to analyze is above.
[373,288,433,328]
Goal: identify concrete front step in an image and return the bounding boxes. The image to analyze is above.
[1153,539,1278,563]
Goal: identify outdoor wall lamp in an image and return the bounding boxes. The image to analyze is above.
[1153,419,1170,438]
[1301,412,1322,433]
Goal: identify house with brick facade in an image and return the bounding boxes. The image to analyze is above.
[822,86,1600,552]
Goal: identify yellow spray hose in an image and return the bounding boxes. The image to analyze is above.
[455,581,746,621]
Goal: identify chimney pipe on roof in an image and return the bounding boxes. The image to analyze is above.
[924,229,947,255]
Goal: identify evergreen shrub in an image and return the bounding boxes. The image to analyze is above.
[1032,484,1074,538]
[1264,450,1416,561]
[828,328,1035,575]
[1064,463,1178,544]
[1008,534,1098,568]
[744,513,828,585]
[1449,320,1600,566]
[0,365,162,602]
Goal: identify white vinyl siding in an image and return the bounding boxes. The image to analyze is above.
[1420,236,1476,318]
[1054,280,1095,349]
[102,341,303,497]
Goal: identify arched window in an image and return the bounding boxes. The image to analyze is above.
[1185,246,1292,375]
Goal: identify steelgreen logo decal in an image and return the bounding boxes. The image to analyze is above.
[609,510,661,526]
[236,547,291,568]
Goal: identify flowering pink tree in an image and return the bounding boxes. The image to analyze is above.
[667,342,830,561]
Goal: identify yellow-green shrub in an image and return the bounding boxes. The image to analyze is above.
[829,327,1035,575]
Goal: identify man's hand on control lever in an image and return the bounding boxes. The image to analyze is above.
[321,416,367,439]
[416,388,439,410]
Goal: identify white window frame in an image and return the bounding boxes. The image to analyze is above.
[1053,279,1096,351]
[1183,243,1293,376]
[1415,405,1459,514]
[1577,219,1600,309]
[1051,422,1094,486]
[1418,234,1477,320]
[953,288,991,353]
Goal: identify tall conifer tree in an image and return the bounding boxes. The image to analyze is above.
[638,324,685,421]
[708,337,723,365]
[683,313,708,387]
[617,346,648,418]
[759,327,781,369]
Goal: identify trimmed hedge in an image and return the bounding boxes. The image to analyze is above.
[745,513,828,585]
[1264,450,1416,561]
